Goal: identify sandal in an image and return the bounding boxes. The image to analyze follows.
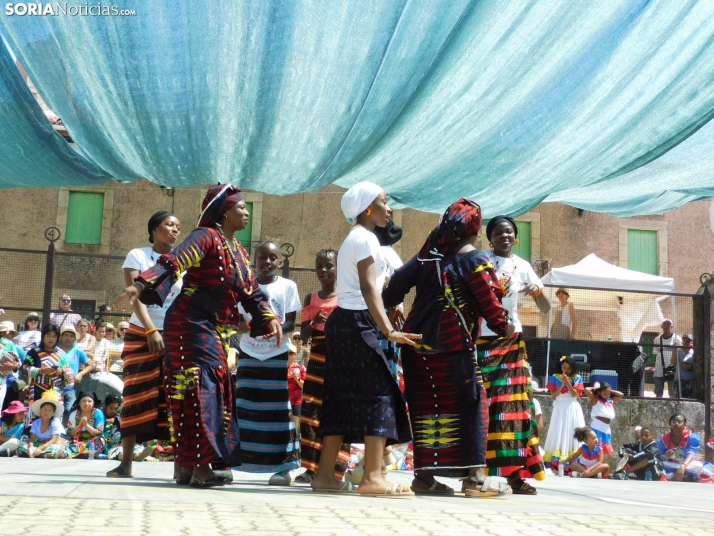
[463,477,510,498]
[359,482,414,498]
[176,473,192,486]
[189,476,227,489]
[412,474,454,496]
[294,472,313,484]
[508,477,537,495]
[106,465,132,478]
[312,481,357,494]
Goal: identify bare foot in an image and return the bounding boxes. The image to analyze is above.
[358,474,411,496]
[311,474,346,491]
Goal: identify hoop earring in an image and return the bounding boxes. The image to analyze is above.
[514,238,520,246]
[366,208,372,216]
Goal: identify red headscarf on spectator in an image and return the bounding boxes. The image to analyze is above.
[198,184,243,228]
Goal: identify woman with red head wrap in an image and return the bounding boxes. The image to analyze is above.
[115,184,280,488]
[383,199,513,497]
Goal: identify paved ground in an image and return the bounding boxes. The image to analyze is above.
[0,459,711,535]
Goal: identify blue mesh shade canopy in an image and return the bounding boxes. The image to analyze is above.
[2,1,714,217]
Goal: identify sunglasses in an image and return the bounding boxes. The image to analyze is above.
[60,298,71,303]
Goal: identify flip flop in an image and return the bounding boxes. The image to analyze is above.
[312,481,357,494]
[464,477,510,498]
[359,482,414,498]
[412,474,455,496]
[106,466,133,478]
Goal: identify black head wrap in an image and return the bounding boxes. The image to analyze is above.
[72,391,102,413]
[486,215,518,241]
[148,211,174,243]
[373,217,403,246]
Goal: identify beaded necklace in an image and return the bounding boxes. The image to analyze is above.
[490,251,517,296]
[217,227,253,296]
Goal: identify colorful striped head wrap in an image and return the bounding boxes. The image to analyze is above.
[198,184,243,228]
[417,198,482,260]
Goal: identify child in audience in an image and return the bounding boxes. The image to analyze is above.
[564,426,609,478]
[0,401,27,457]
[614,426,663,480]
[584,381,623,454]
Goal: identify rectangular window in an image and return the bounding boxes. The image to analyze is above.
[627,229,658,275]
[512,221,531,261]
[234,201,254,254]
[65,192,104,245]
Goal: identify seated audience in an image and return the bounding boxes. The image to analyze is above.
[658,412,704,481]
[66,391,105,458]
[612,426,663,480]
[103,394,152,462]
[0,401,27,457]
[563,426,609,478]
[18,390,68,458]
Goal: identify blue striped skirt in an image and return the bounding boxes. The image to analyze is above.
[234,350,300,473]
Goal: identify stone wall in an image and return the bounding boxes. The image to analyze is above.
[535,394,708,466]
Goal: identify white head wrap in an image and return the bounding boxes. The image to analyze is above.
[341,182,382,224]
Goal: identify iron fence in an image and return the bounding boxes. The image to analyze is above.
[1,240,708,403]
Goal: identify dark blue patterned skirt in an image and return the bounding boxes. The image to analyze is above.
[320,307,411,445]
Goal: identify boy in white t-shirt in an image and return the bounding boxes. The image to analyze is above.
[236,242,302,485]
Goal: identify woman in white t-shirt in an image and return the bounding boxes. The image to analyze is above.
[236,241,302,485]
[310,182,420,497]
[106,211,182,480]
[476,215,551,495]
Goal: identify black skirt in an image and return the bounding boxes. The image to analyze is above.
[320,307,411,445]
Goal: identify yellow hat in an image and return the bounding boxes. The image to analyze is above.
[31,389,63,419]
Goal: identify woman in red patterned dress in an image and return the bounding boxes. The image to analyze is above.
[383,199,513,497]
[116,184,280,488]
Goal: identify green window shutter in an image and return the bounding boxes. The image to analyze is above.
[234,201,253,254]
[627,229,658,275]
[65,192,104,245]
[512,221,531,261]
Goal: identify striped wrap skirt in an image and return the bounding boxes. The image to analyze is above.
[476,333,546,481]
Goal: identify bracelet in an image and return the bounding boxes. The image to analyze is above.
[533,287,542,297]
[145,328,159,336]
[386,329,396,338]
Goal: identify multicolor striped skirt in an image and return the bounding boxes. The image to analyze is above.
[476,334,545,481]
[401,347,489,478]
[235,350,300,473]
[119,323,170,442]
[299,334,350,476]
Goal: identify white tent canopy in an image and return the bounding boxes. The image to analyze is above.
[541,254,674,293]
[539,254,674,344]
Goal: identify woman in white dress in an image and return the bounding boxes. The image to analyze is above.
[543,356,586,466]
